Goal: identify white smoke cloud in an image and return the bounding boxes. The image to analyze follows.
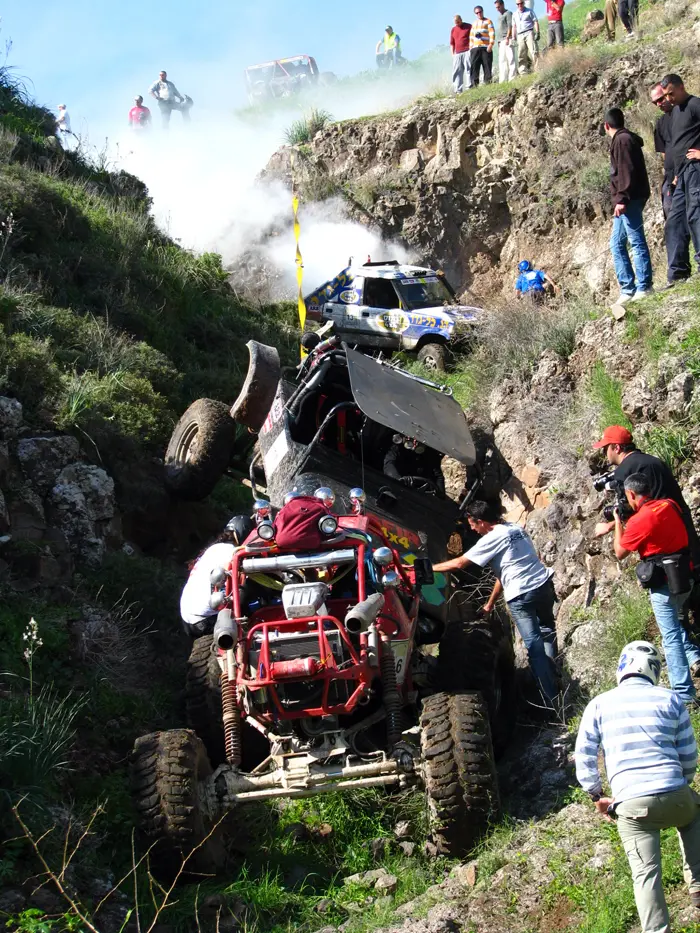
[109,57,447,299]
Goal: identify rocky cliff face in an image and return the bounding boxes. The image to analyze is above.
[264,43,677,299]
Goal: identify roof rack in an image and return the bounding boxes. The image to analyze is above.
[361,260,400,267]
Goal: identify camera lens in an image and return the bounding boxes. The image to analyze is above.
[602,505,614,522]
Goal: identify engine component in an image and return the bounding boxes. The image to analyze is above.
[213,609,239,651]
[282,582,329,619]
[345,593,385,634]
[221,671,242,767]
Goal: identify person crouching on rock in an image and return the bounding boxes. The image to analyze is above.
[432,499,559,710]
[514,259,558,303]
[180,515,254,638]
[575,640,700,933]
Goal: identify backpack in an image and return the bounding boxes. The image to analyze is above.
[273,496,329,551]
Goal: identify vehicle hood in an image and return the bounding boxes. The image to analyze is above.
[428,305,482,321]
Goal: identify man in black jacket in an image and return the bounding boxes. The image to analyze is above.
[603,107,653,307]
[651,83,675,220]
[660,74,700,288]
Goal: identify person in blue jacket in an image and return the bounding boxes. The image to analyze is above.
[515,259,558,301]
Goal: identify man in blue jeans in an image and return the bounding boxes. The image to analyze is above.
[603,107,653,307]
[605,472,700,704]
[432,499,558,708]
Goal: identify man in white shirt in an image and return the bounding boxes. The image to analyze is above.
[433,499,558,706]
[56,104,72,147]
[576,641,700,933]
[512,0,540,74]
[149,70,191,127]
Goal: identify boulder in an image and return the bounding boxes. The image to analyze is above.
[8,489,46,542]
[46,479,104,568]
[660,371,693,420]
[54,463,115,522]
[400,148,424,172]
[374,873,398,896]
[16,436,81,495]
[0,397,23,436]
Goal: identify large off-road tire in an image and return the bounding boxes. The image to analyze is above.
[164,399,237,500]
[436,616,517,755]
[186,635,226,765]
[230,340,281,432]
[417,341,447,372]
[420,691,500,857]
[130,729,226,880]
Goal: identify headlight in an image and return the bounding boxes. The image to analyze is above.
[315,487,335,508]
[382,570,400,588]
[258,520,275,541]
[254,498,271,520]
[210,566,227,587]
[350,487,366,514]
[373,546,393,567]
[319,514,338,536]
[284,491,302,505]
[209,590,227,611]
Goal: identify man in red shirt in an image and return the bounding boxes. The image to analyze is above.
[450,14,472,94]
[129,96,152,130]
[546,0,565,48]
[610,472,700,703]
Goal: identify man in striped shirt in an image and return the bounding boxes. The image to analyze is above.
[575,640,700,933]
[469,6,496,86]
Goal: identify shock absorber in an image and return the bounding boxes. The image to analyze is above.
[221,671,242,768]
[380,638,405,748]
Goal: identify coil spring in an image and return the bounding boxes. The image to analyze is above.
[380,645,404,748]
[221,671,242,768]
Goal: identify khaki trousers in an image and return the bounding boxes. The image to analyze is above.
[616,784,700,933]
[516,31,538,74]
[605,0,617,39]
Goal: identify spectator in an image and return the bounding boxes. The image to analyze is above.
[494,0,517,83]
[376,26,402,68]
[515,259,558,300]
[513,0,540,75]
[469,5,496,87]
[603,107,652,306]
[149,70,190,126]
[660,74,700,290]
[450,14,472,93]
[618,0,638,38]
[592,424,700,562]
[432,499,559,709]
[56,104,72,147]
[575,640,700,933]
[651,83,675,220]
[596,472,700,704]
[546,0,565,48]
[604,0,617,39]
[128,95,152,130]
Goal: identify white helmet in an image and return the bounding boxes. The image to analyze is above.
[616,641,662,686]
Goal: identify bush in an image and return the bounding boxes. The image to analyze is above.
[586,361,632,431]
[284,108,333,145]
[0,327,64,413]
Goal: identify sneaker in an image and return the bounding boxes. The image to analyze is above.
[613,292,635,306]
[630,287,654,301]
[624,30,635,39]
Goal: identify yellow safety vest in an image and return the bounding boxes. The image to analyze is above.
[384,31,398,51]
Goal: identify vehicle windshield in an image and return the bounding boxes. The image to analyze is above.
[396,276,453,310]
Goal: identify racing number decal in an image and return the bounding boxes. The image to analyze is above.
[391,641,410,685]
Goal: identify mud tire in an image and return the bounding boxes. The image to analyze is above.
[130,729,226,880]
[230,340,281,432]
[417,341,447,372]
[164,399,236,500]
[420,691,500,857]
[436,616,516,755]
[186,636,226,766]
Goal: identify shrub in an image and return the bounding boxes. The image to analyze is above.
[284,108,333,145]
[639,424,692,468]
[0,327,64,413]
[586,361,632,431]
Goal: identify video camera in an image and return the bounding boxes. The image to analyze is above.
[593,471,634,522]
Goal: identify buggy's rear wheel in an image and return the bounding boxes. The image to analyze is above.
[130,729,226,880]
[164,399,236,500]
[420,691,499,857]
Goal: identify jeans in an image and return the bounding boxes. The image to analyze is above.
[469,47,493,86]
[617,785,700,933]
[547,21,565,47]
[610,199,653,295]
[618,0,638,31]
[157,98,190,126]
[452,51,472,92]
[516,31,538,74]
[507,579,558,703]
[498,40,517,82]
[649,584,700,702]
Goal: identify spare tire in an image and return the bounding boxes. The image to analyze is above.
[164,398,236,500]
[420,691,500,856]
[230,341,281,432]
[130,729,226,880]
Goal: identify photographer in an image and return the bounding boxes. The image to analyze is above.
[593,425,699,558]
[600,472,700,704]
[433,499,558,709]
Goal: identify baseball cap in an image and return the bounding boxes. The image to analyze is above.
[592,425,633,449]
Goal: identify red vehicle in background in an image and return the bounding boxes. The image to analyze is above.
[244,54,336,103]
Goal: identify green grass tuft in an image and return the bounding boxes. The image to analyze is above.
[285,108,333,145]
[587,361,632,431]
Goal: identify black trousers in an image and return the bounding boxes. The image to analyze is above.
[665,162,700,282]
[618,0,638,31]
[469,47,493,86]
[662,179,673,221]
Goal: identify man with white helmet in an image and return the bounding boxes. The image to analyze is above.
[576,641,700,933]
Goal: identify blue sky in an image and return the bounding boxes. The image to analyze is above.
[3,0,544,131]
